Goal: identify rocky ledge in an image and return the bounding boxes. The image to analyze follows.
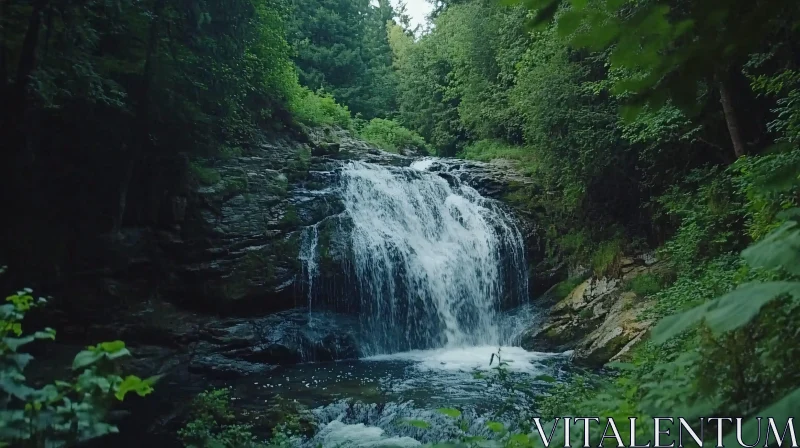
[58,125,553,327]
[521,255,668,367]
[47,125,549,373]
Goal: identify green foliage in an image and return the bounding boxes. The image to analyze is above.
[591,239,623,277]
[538,144,800,448]
[178,389,311,448]
[536,375,598,420]
[289,87,353,129]
[512,0,800,119]
[178,388,267,448]
[286,0,399,119]
[221,175,249,197]
[653,209,800,343]
[403,419,431,429]
[0,287,157,448]
[458,140,535,166]
[657,166,749,272]
[624,273,665,297]
[389,21,466,156]
[358,118,430,154]
[190,162,222,186]
[436,408,461,418]
[732,148,800,240]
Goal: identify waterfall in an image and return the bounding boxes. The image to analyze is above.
[299,224,320,312]
[301,159,529,355]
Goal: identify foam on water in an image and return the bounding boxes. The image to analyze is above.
[315,421,421,448]
[409,158,436,171]
[364,346,552,373]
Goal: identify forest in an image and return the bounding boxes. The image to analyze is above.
[1,0,800,446]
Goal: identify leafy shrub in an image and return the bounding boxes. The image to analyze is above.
[190,162,221,186]
[458,140,534,163]
[557,230,591,265]
[731,148,800,240]
[0,279,158,447]
[178,388,267,448]
[540,163,800,448]
[624,273,665,297]
[536,375,599,420]
[178,388,309,448]
[591,239,623,277]
[289,86,352,129]
[358,118,430,155]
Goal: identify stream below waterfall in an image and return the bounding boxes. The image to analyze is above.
[227,338,572,446]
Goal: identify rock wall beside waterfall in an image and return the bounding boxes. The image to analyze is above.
[51,126,546,355]
[520,255,667,367]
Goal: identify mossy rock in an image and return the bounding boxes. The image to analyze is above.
[311,142,340,157]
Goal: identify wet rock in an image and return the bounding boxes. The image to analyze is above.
[312,141,341,156]
[188,353,277,379]
[572,291,654,367]
[522,257,664,367]
[189,309,362,372]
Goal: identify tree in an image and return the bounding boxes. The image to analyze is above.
[286,0,398,119]
[511,0,800,159]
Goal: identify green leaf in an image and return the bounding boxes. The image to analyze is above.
[556,11,584,37]
[115,375,157,400]
[605,361,636,370]
[723,388,800,447]
[534,374,556,382]
[33,329,56,340]
[509,433,531,445]
[72,350,105,370]
[8,353,33,370]
[437,407,461,418]
[776,208,800,220]
[756,158,800,192]
[95,340,126,353]
[0,375,35,400]
[403,419,431,429]
[579,19,620,50]
[742,221,800,276]
[106,347,131,360]
[652,281,800,343]
[704,281,800,333]
[3,335,35,352]
[486,421,505,433]
[619,104,645,123]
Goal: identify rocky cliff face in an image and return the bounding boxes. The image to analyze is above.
[48,126,546,373]
[521,255,666,367]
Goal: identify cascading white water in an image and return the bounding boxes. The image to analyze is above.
[334,160,529,355]
[299,224,320,312]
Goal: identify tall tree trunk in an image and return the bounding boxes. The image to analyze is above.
[114,0,165,236]
[112,145,135,235]
[719,77,746,159]
[15,0,48,99]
